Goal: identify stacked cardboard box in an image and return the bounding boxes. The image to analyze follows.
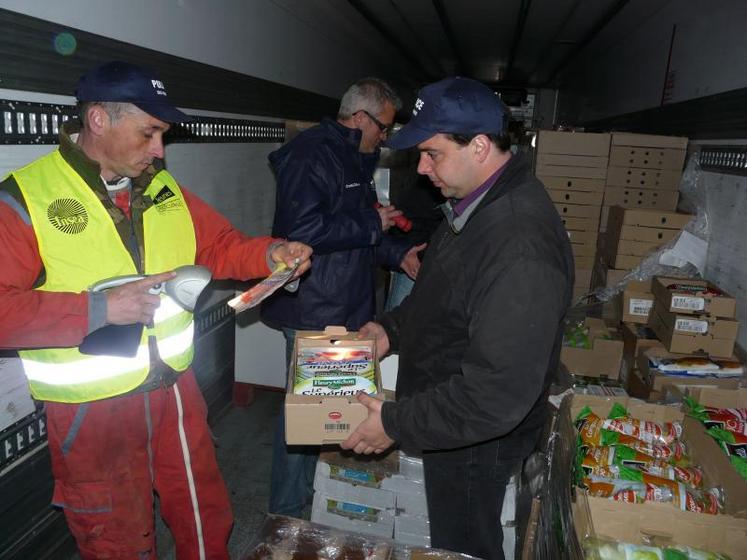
[536,131,610,298]
[600,133,688,231]
[650,277,739,358]
[601,206,692,274]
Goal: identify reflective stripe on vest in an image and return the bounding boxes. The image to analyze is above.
[13,150,197,403]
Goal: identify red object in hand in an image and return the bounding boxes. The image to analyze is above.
[375,202,412,232]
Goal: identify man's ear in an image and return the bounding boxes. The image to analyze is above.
[85,105,110,137]
[472,134,491,162]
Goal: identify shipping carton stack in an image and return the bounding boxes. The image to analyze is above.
[627,276,744,400]
[536,131,611,299]
[600,133,688,232]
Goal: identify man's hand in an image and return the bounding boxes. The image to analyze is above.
[271,241,312,278]
[340,393,395,455]
[358,321,390,358]
[377,204,403,232]
[400,243,427,280]
[106,271,176,325]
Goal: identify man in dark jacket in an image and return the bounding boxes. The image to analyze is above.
[262,78,421,517]
[341,77,574,560]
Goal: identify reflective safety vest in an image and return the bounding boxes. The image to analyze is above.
[14,149,197,403]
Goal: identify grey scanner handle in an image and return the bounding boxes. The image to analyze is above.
[90,274,163,294]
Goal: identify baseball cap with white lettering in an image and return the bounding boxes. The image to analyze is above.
[386,76,506,149]
[76,61,192,123]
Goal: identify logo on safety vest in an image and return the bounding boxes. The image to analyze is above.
[153,186,175,204]
[47,198,88,234]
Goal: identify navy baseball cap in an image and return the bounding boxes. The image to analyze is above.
[387,77,506,149]
[76,61,192,123]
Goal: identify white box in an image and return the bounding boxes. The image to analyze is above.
[0,356,35,432]
[311,492,394,538]
[396,490,428,517]
[314,461,396,509]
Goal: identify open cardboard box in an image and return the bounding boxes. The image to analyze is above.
[570,394,747,557]
[561,318,624,379]
[635,347,744,400]
[650,302,739,358]
[285,326,383,445]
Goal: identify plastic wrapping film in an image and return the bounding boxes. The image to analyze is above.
[521,395,587,559]
[240,514,483,560]
[582,154,711,308]
[240,514,393,560]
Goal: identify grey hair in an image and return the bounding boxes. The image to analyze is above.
[337,78,402,119]
[78,101,139,128]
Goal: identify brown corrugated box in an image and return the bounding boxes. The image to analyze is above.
[621,281,655,324]
[649,302,738,358]
[561,318,623,379]
[603,187,679,211]
[609,146,687,170]
[571,393,747,524]
[537,130,611,156]
[285,327,383,445]
[607,208,692,229]
[538,175,606,192]
[606,166,682,190]
[621,322,663,377]
[536,164,607,179]
[560,215,600,232]
[636,346,744,400]
[547,188,604,206]
[651,277,737,319]
[611,132,689,150]
[618,224,681,243]
[555,203,602,219]
[536,153,609,169]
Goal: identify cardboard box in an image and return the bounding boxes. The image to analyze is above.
[571,394,747,522]
[538,175,606,192]
[636,347,744,400]
[571,241,597,257]
[285,327,383,444]
[622,286,655,324]
[606,166,683,190]
[554,203,602,219]
[611,132,689,150]
[546,188,604,206]
[574,268,593,291]
[651,277,737,319]
[536,153,609,169]
[621,322,663,372]
[560,215,600,232]
[537,130,611,156]
[607,207,692,230]
[561,318,624,379]
[573,255,595,269]
[536,164,607,180]
[567,230,598,245]
[678,386,747,408]
[618,224,681,244]
[574,492,747,558]
[609,254,644,270]
[603,187,679,210]
[650,303,738,358]
[609,146,687,170]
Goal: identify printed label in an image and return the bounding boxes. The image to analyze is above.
[674,318,709,334]
[629,298,653,316]
[671,295,705,311]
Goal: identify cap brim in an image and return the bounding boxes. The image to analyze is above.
[134,102,193,123]
[385,123,437,150]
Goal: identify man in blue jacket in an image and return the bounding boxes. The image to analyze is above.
[261,77,421,517]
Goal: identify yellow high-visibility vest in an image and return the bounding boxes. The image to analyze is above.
[14,149,197,403]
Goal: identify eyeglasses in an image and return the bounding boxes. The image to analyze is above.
[358,110,393,136]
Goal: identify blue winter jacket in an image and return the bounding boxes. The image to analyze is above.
[261,118,410,330]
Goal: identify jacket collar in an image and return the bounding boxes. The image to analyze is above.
[441,152,531,233]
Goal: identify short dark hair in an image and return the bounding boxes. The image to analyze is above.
[447,132,512,152]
